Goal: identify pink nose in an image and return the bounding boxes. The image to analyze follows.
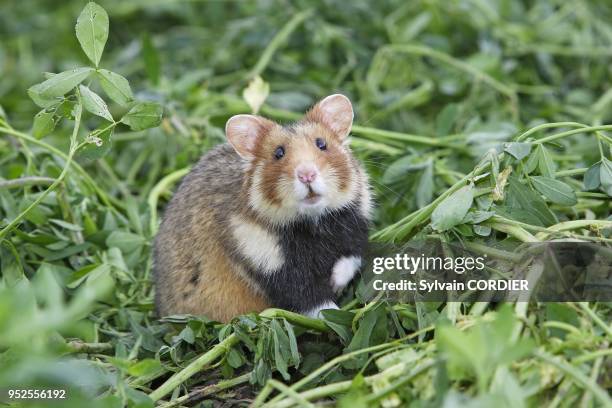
[297,169,317,184]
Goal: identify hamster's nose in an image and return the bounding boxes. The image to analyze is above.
[297,167,317,184]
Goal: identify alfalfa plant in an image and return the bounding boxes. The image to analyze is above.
[0,2,162,241]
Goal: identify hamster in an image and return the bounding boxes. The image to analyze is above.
[153,94,372,322]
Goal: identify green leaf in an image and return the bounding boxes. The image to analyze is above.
[463,210,495,224]
[382,155,428,184]
[473,224,491,236]
[345,306,388,370]
[523,151,539,174]
[416,159,434,207]
[120,102,163,131]
[431,184,474,232]
[75,2,109,67]
[504,142,532,160]
[32,110,56,139]
[272,327,290,380]
[537,144,556,178]
[503,176,557,226]
[435,103,459,136]
[27,84,59,108]
[97,69,134,106]
[226,348,244,368]
[178,326,195,344]
[106,231,145,253]
[583,162,601,191]
[321,309,354,344]
[531,176,577,206]
[600,158,612,196]
[283,319,300,367]
[78,126,113,161]
[127,359,161,377]
[29,68,94,99]
[142,33,161,86]
[79,85,113,122]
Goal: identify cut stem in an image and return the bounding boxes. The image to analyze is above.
[0,176,55,189]
[149,333,239,402]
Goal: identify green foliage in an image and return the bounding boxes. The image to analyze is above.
[0,0,611,407]
[75,2,109,67]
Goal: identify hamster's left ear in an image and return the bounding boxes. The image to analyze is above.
[306,94,354,140]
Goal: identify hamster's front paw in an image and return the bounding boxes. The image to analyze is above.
[331,256,362,292]
[304,300,339,319]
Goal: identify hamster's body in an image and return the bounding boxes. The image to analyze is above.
[154,95,371,322]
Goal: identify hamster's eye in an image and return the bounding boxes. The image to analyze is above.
[274,146,285,160]
[315,138,327,151]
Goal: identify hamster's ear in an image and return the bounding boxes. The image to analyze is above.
[225,114,275,160]
[306,94,354,140]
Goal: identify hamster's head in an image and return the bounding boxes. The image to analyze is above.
[225,94,369,225]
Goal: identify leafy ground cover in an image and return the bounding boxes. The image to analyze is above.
[0,1,611,407]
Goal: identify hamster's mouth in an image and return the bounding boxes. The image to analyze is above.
[301,188,322,205]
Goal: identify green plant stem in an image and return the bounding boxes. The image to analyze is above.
[556,168,587,177]
[259,308,330,332]
[575,192,609,199]
[149,333,239,402]
[147,167,190,236]
[516,122,592,142]
[267,379,315,408]
[577,303,612,338]
[252,382,275,407]
[349,138,403,155]
[364,359,436,404]
[0,176,55,189]
[270,359,435,408]
[66,341,113,353]
[376,44,518,119]
[265,325,435,405]
[150,309,328,402]
[572,349,612,365]
[0,126,122,210]
[534,350,611,406]
[542,321,582,335]
[156,373,250,408]
[0,101,83,241]
[462,241,522,262]
[488,221,539,242]
[508,43,612,57]
[535,125,612,145]
[351,124,462,149]
[534,220,612,240]
[247,9,313,79]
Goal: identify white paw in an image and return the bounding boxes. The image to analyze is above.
[305,301,339,319]
[331,256,362,292]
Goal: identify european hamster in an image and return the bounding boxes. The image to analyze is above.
[153,94,372,322]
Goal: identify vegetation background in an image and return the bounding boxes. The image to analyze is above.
[0,0,610,407]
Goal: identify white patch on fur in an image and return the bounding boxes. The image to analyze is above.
[304,300,339,318]
[331,256,362,292]
[230,216,284,273]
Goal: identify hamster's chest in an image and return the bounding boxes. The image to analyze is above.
[276,212,365,276]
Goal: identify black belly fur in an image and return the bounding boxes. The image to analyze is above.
[254,204,369,313]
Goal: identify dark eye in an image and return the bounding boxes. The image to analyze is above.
[315,138,327,150]
[274,146,285,160]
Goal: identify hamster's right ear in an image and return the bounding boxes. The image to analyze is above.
[225,115,275,160]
